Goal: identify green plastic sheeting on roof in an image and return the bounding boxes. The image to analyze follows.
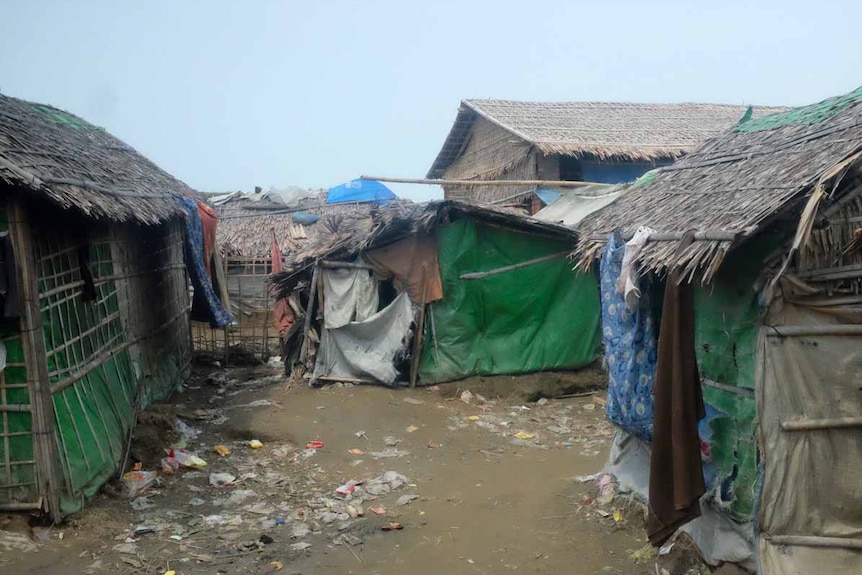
[418,217,600,384]
[632,169,659,188]
[734,85,862,132]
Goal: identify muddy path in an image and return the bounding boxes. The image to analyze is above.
[0,367,708,575]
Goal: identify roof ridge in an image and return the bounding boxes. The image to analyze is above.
[464,98,789,109]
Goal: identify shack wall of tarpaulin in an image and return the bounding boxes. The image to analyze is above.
[757,323,862,573]
[35,216,189,516]
[604,428,756,569]
[0,198,190,517]
[418,217,600,384]
[691,235,784,521]
[313,291,415,384]
[0,205,35,508]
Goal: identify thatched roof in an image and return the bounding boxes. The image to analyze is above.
[574,85,862,281]
[428,99,788,177]
[0,94,192,224]
[215,191,410,258]
[268,200,580,298]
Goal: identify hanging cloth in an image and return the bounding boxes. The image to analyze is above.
[179,197,234,328]
[364,234,443,304]
[196,199,218,279]
[600,231,658,442]
[647,231,706,546]
[320,264,379,329]
[270,230,295,336]
[616,226,655,310]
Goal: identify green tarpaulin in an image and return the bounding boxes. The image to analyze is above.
[418,217,600,384]
[693,234,781,520]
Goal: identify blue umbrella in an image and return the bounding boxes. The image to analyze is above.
[326,179,397,205]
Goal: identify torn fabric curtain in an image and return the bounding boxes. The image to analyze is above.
[364,234,444,304]
[321,264,379,329]
[270,231,294,335]
[601,232,657,442]
[313,291,415,384]
[617,226,655,310]
[647,231,706,546]
[196,199,218,278]
[179,197,234,328]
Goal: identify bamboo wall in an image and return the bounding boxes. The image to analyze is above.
[0,196,190,518]
[191,256,280,362]
[794,181,862,294]
[442,116,538,205]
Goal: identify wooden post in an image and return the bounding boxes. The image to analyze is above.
[223,325,229,367]
[8,199,64,524]
[262,279,270,359]
[409,282,428,389]
[298,263,320,372]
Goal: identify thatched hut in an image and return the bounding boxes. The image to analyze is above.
[428,99,787,210]
[0,94,199,520]
[202,189,406,360]
[573,85,862,573]
[269,201,601,387]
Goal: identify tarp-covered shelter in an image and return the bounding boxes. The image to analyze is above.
[427,99,787,210]
[574,85,862,574]
[270,201,601,386]
[0,94,213,520]
[205,188,400,361]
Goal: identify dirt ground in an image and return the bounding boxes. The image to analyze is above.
[0,366,732,575]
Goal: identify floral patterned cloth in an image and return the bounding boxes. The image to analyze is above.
[600,233,657,442]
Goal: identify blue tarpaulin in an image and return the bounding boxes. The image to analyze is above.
[326,179,397,205]
[535,187,562,206]
[291,211,320,225]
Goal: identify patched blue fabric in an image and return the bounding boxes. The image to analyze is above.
[326,179,396,205]
[178,197,233,328]
[601,233,657,442]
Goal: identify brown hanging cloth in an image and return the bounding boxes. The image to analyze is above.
[646,230,706,546]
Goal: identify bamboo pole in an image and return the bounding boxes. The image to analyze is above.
[359,175,611,188]
[587,231,740,242]
[8,199,63,524]
[0,404,32,412]
[781,416,862,432]
[409,283,428,389]
[460,251,568,280]
[768,535,862,550]
[0,497,44,511]
[320,260,376,271]
[315,375,375,384]
[766,324,862,337]
[298,263,320,373]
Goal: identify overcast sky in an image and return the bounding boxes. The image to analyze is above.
[2,1,860,201]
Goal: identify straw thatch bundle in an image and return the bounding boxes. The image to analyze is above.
[573,86,862,281]
[215,193,427,260]
[0,94,191,223]
[428,99,789,178]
